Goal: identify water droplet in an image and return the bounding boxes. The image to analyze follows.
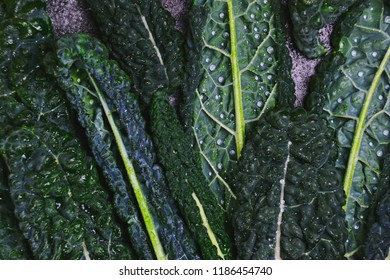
[55,202,61,209]
[267,46,274,54]
[369,142,374,147]
[255,76,259,81]
[378,95,383,100]
[267,57,272,62]
[229,150,235,155]
[255,34,260,40]
[208,172,212,176]
[209,64,216,71]
[358,71,364,77]
[351,50,357,57]
[244,25,248,30]
[257,101,263,107]
[217,139,223,145]
[220,113,225,119]
[372,52,378,57]
[386,16,390,24]
[263,12,269,18]
[250,14,255,19]
[279,179,285,185]
[267,75,272,80]
[215,94,221,100]
[337,98,342,103]
[219,12,225,19]
[223,32,229,38]
[363,14,368,20]
[385,84,390,90]
[264,0,268,3]
[260,62,265,67]
[218,76,225,83]
[202,88,206,92]
[221,42,225,47]
[265,91,270,96]
[354,224,360,230]
[217,163,223,169]
[254,27,258,32]
[211,30,216,36]
[377,150,383,157]
[200,140,204,145]
[384,130,389,136]
[205,58,210,63]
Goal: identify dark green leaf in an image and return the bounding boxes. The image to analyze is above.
[306,0,390,258]
[183,0,295,209]
[85,0,184,104]
[232,110,347,259]
[289,0,359,58]
[54,34,199,260]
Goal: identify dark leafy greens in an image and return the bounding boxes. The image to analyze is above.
[232,109,347,259]
[0,0,134,260]
[54,34,199,260]
[184,0,294,209]
[289,0,359,58]
[85,0,184,105]
[151,90,232,259]
[306,0,390,258]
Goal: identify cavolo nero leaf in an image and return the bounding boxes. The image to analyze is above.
[85,0,184,104]
[289,0,359,58]
[0,157,30,259]
[151,91,232,260]
[0,0,134,260]
[306,0,390,258]
[54,34,199,260]
[232,109,347,260]
[184,0,294,209]
[365,152,390,260]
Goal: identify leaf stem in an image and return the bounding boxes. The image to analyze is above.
[86,71,167,260]
[343,46,390,209]
[227,0,245,158]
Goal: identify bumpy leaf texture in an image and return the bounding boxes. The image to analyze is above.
[0,157,29,259]
[289,0,359,58]
[306,0,390,258]
[232,109,347,260]
[365,153,390,260]
[184,0,294,209]
[85,0,184,104]
[151,91,232,259]
[54,34,199,260]
[0,0,134,260]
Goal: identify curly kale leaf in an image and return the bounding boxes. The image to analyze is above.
[306,0,390,258]
[289,0,359,58]
[54,34,199,260]
[151,90,232,259]
[232,110,347,259]
[85,0,184,104]
[183,0,295,210]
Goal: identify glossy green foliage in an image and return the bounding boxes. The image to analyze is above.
[232,109,347,259]
[289,0,358,58]
[85,0,184,104]
[54,34,199,260]
[184,0,294,209]
[151,91,232,259]
[365,153,390,260]
[0,158,29,259]
[306,0,390,258]
[0,0,134,260]
[2,124,134,259]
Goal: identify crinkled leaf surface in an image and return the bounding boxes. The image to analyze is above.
[232,110,347,260]
[289,0,358,58]
[54,34,199,260]
[0,0,133,260]
[0,157,29,259]
[85,0,184,104]
[184,0,294,209]
[151,91,232,259]
[306,0,390,258]
[365,153,390,260]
